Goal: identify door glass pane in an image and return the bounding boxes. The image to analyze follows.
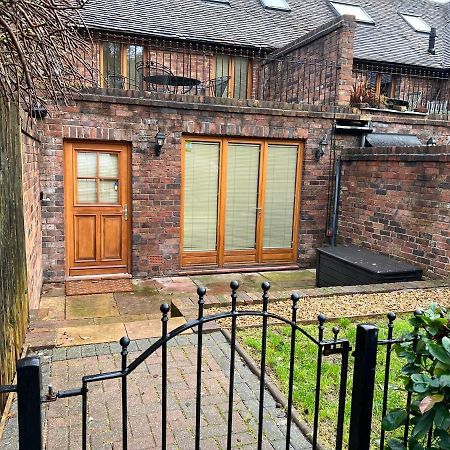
[183,142,219,252]
[127,45,143,90]
[103,42,123,88]
[233,57,249,99]
[77,179,97,203]
[99,153,118,178]
[225,144,259,250]
[215,55,230,97]
[77,152,97,178]
[99,180,119,203]
[263,145,298,249]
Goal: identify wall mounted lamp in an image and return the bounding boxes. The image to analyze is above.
[155,131,166,156]
[315,135,328,162]
[427,137,436,146]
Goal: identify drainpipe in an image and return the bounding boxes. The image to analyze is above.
[330,158,342,247]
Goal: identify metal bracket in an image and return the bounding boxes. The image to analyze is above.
[42,385,57,403]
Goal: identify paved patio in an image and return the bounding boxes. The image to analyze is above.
[27,270,316,349]
[2,332,311,450]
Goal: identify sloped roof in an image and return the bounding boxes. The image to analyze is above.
[81,0,450,68]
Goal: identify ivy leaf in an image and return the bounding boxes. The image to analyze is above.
[411,409,435,439]
[436,429,450,449]
[419,394,444,414]
[435,362,449,377]
[439,374,450,387]
[386,438,406,450]
[428,342,450,366]
[434,403,450,430]
[442,337,450,354]
[382,409,407,431]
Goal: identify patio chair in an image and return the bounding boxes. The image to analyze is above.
[106,72,126,89]
[136,60,174,93]
[200,75,231,97]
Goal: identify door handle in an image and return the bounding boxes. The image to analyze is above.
[123,204,128,221]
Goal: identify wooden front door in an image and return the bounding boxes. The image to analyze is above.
[64,142,131,277]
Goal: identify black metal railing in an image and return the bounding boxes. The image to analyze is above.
[78,31,341,106]
[352,62,450,116]
[2,281,352,450]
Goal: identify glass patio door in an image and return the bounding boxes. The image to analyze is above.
[181,138,302,268]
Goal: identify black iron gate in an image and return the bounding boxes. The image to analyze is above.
[0,282,421,450]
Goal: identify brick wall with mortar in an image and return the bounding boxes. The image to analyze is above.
[37,89,450,281]
[21,119,43,309]
[339,145,450,278]
[264,16,356,106]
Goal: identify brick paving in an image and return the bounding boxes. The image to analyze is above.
[1,332,311,450]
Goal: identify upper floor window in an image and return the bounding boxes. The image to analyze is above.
[400,14,431,33]
[368,72,397,98]
[215,55,251,99]
[260,0,291,11]
[101,43,144,89]
[329,1,374,24]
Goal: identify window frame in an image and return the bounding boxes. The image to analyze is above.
[99,42,145,89]
[180,136,304,268]
[399,13,431,33]
[329,1,375,24]
[214,54,253,99]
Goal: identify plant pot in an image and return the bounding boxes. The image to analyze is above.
[414,107,428,113]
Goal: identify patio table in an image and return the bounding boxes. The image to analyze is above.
[144,74,201,93]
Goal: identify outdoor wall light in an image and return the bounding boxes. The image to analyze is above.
[315,135,328,162]
[155,131,166,156]
[427,137,436,146]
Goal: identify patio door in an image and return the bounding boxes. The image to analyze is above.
[181,138,302,268]
[64,141,131,277]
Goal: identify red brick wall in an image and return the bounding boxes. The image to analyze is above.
[21,120,43,309]
[38,90,351,281]
[263,16,355,106]
[339,145,450,278]
[37,90,450,281]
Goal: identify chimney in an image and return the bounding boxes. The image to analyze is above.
[428,27,436,55]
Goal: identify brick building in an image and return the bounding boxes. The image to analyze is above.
[26,0,450,297]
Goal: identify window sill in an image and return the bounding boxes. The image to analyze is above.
[359,107,428,116]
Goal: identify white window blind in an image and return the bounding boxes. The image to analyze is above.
[233,57,249,100]
[263,145,298,249]
[225,143,260,250]
[183,142,220,252]
[215,55,230,97]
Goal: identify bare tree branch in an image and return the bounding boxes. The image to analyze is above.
[0,0,95,113]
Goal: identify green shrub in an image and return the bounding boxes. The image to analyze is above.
[382,304,450,450]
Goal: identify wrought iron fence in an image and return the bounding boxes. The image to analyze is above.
[78,31,341,106]
[1,282,352,450]
[1,284,444,450]
[352,62,450,116]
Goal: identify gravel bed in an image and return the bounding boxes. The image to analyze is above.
[209,287,450,327]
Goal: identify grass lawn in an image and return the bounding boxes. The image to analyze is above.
[237,316,412,449]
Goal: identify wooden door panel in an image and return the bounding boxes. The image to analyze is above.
[65,141,131,277]
[101,214,123,260]
[74,215,97,262]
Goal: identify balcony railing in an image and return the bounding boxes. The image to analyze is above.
[77,32,450,116]
[79,31,341,107]
[352,62,450,116]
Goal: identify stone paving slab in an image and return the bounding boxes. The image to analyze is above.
[1,332,311,450]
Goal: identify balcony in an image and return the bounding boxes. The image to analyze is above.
[79,32,342,108]
[352,62,450,117]
[78,32,450,118]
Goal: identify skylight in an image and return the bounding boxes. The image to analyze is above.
[400,14,431,33]
[261,0,291,11]
[329,1,374,23]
